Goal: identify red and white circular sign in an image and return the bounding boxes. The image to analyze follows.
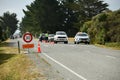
[23,32,33,43]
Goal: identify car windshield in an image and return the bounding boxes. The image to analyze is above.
[56,32,66,35]
[76,33,87,36]
[49,34,54,37]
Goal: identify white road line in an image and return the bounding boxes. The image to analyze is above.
[69,45,76,47]
[106,55,116,59]
[42,53,87,80]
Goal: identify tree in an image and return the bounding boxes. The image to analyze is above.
[20,0,63,36]
[21,0,108,37]
[58,0,80,36]
[0,12,18,41]
[58,0,108,36]
[77,0,108,30]
[0,20,3,41]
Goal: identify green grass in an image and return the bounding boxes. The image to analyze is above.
[96,42,120,50]
[0,41,43,80]
[105,42,120,49]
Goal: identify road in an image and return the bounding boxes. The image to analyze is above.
[18,38,120,80]
[39,41,120,80]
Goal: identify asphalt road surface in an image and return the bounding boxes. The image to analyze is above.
[18,38,120,80]
[39,41,120,80]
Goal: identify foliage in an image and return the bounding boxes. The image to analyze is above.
[20,0,63,36]
[81,21,92,32]
[0,23,3,42]
[20,0,108,37]
[0,12,18,41]
[81,10,120,44]
[77,0,108,30]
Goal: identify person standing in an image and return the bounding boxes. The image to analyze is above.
[45,32,48,42]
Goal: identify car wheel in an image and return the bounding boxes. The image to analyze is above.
[87,42,90,44]
[54,41,57,44]
[85,42,90,44]
[74,41,76,44]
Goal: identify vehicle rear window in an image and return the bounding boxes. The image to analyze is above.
[56,32,66,35]
[49,34,54,37]
[77,33,87,36]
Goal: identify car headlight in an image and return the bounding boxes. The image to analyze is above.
[76,38,79,41]
[54,37,57,40]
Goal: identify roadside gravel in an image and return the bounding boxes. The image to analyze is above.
[27,53,64,80]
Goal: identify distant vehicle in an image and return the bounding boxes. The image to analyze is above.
[74,32,90,44]
[54,31,68,44]
[48,34,54,42]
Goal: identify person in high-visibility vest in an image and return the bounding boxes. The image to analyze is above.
[45,33,48,42]
[39,33,43,42]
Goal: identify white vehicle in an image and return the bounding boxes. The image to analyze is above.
[54,31,68,44]
[74,32,90,44]
[48,34,54,42]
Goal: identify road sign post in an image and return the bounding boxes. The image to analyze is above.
[18,41,20,53]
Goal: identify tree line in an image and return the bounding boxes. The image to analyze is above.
[0,12,18,41]
[1,0,119,44]
[20,0,108,36]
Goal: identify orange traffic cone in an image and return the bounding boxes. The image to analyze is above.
[38,42,41,53]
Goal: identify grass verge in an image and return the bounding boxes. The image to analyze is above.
[95,42,120,50]
[0,41,44,80]
[68,37,74,42]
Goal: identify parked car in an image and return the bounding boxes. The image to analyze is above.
[48,34,54,42]
[54,31,68,44]
[74,32,90,44]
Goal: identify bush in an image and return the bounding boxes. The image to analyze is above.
[81,10,120,44]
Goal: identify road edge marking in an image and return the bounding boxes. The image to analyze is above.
[106,55,116,59]
[42,53,87,80]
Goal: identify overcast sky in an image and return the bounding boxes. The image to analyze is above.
[0,0,120,22]
[0,0,34,22]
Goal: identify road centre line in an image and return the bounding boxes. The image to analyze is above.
[42,53,87,80]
